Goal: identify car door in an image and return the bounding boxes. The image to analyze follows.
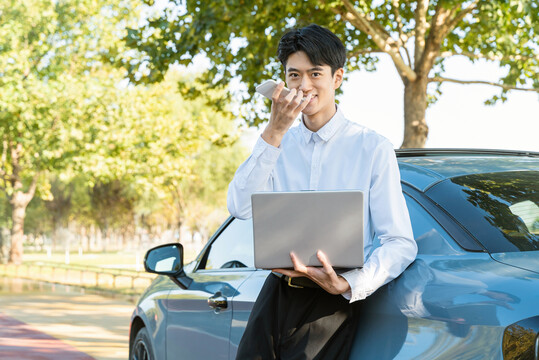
[165,218,257,360]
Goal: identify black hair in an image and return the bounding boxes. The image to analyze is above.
[277,24,346,75]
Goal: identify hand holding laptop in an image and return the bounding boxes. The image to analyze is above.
[273,250,351,295]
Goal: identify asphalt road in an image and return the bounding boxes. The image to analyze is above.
[0,278,134,360]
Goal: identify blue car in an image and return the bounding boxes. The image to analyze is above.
[129,149,539,360]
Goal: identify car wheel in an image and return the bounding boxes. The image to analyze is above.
[131,327,154,360]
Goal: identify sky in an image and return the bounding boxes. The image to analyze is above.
[242,54,539,151]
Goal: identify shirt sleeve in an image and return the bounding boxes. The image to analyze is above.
[227,136,281,220]
[340,140,417,302]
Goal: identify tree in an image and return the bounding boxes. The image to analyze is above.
[125,0,539,148]
[0,0,140,263]
[97,71,247,242]
[168,116,248,242]
[55,70,245,249]
[5,62,246,256]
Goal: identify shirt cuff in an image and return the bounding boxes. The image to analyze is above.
[340,268,376,303]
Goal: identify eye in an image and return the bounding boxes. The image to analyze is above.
[288,73,299,78]
[312,72,322,77]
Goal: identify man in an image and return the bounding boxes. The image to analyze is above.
[227,24,417,359]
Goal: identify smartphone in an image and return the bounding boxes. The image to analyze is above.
[255,79,290,99]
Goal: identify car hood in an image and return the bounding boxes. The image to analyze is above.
[490,251,539,274]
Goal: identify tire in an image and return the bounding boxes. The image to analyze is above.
[131,327,154,360]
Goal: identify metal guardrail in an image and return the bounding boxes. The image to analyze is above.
[0,262,156,294]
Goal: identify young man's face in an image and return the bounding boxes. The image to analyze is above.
[285,51,344,131]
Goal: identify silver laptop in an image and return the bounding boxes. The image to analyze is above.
[251,191,364,269]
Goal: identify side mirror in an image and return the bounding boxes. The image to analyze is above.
[143,243,193,289]
[144,243,184,275]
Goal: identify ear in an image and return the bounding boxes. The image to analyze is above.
[333,68,344,90]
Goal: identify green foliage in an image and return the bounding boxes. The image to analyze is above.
[1,0,248,254]
[0,0,141,197]
[444,0,539,104]
[19,70,247,239]
[125,0,539,125]
[125,0,371,125]
[129,72,248,233]
[23,196,53,235]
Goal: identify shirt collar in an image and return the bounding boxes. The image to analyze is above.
[299,105,346,144]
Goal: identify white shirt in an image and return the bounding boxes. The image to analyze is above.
[227,106,417,302]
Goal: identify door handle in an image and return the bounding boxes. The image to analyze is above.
[208,291,228,310]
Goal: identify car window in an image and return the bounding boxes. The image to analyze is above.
[200,218,254,270]
[426,171,539,253]
[404,195,462,255]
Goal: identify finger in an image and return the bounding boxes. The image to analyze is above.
[298,93,312,111]
[288,93,311,120]
[289,89,304,107]
[273,268,303,277]
[290,252,308,273]
[292,90,308,111]
[271,82,286,102]
[283,88,298,104]
[303,266,325,281]
[317,250,334,274]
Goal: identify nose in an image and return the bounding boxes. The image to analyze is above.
[299,77,312,93]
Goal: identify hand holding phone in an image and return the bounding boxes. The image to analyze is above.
[256,79,311,147]
[255,80,290,99]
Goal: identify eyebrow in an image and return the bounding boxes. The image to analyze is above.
[287,66,325,73]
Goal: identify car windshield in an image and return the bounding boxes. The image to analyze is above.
[426,171,539,253]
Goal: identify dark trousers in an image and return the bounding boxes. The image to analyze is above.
[236,273,362,360]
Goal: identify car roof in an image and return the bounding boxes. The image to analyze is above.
[396,149,539,191]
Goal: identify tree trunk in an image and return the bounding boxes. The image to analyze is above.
[6,141,38,264]
[8,191,29,265]
[401,76,429,148]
